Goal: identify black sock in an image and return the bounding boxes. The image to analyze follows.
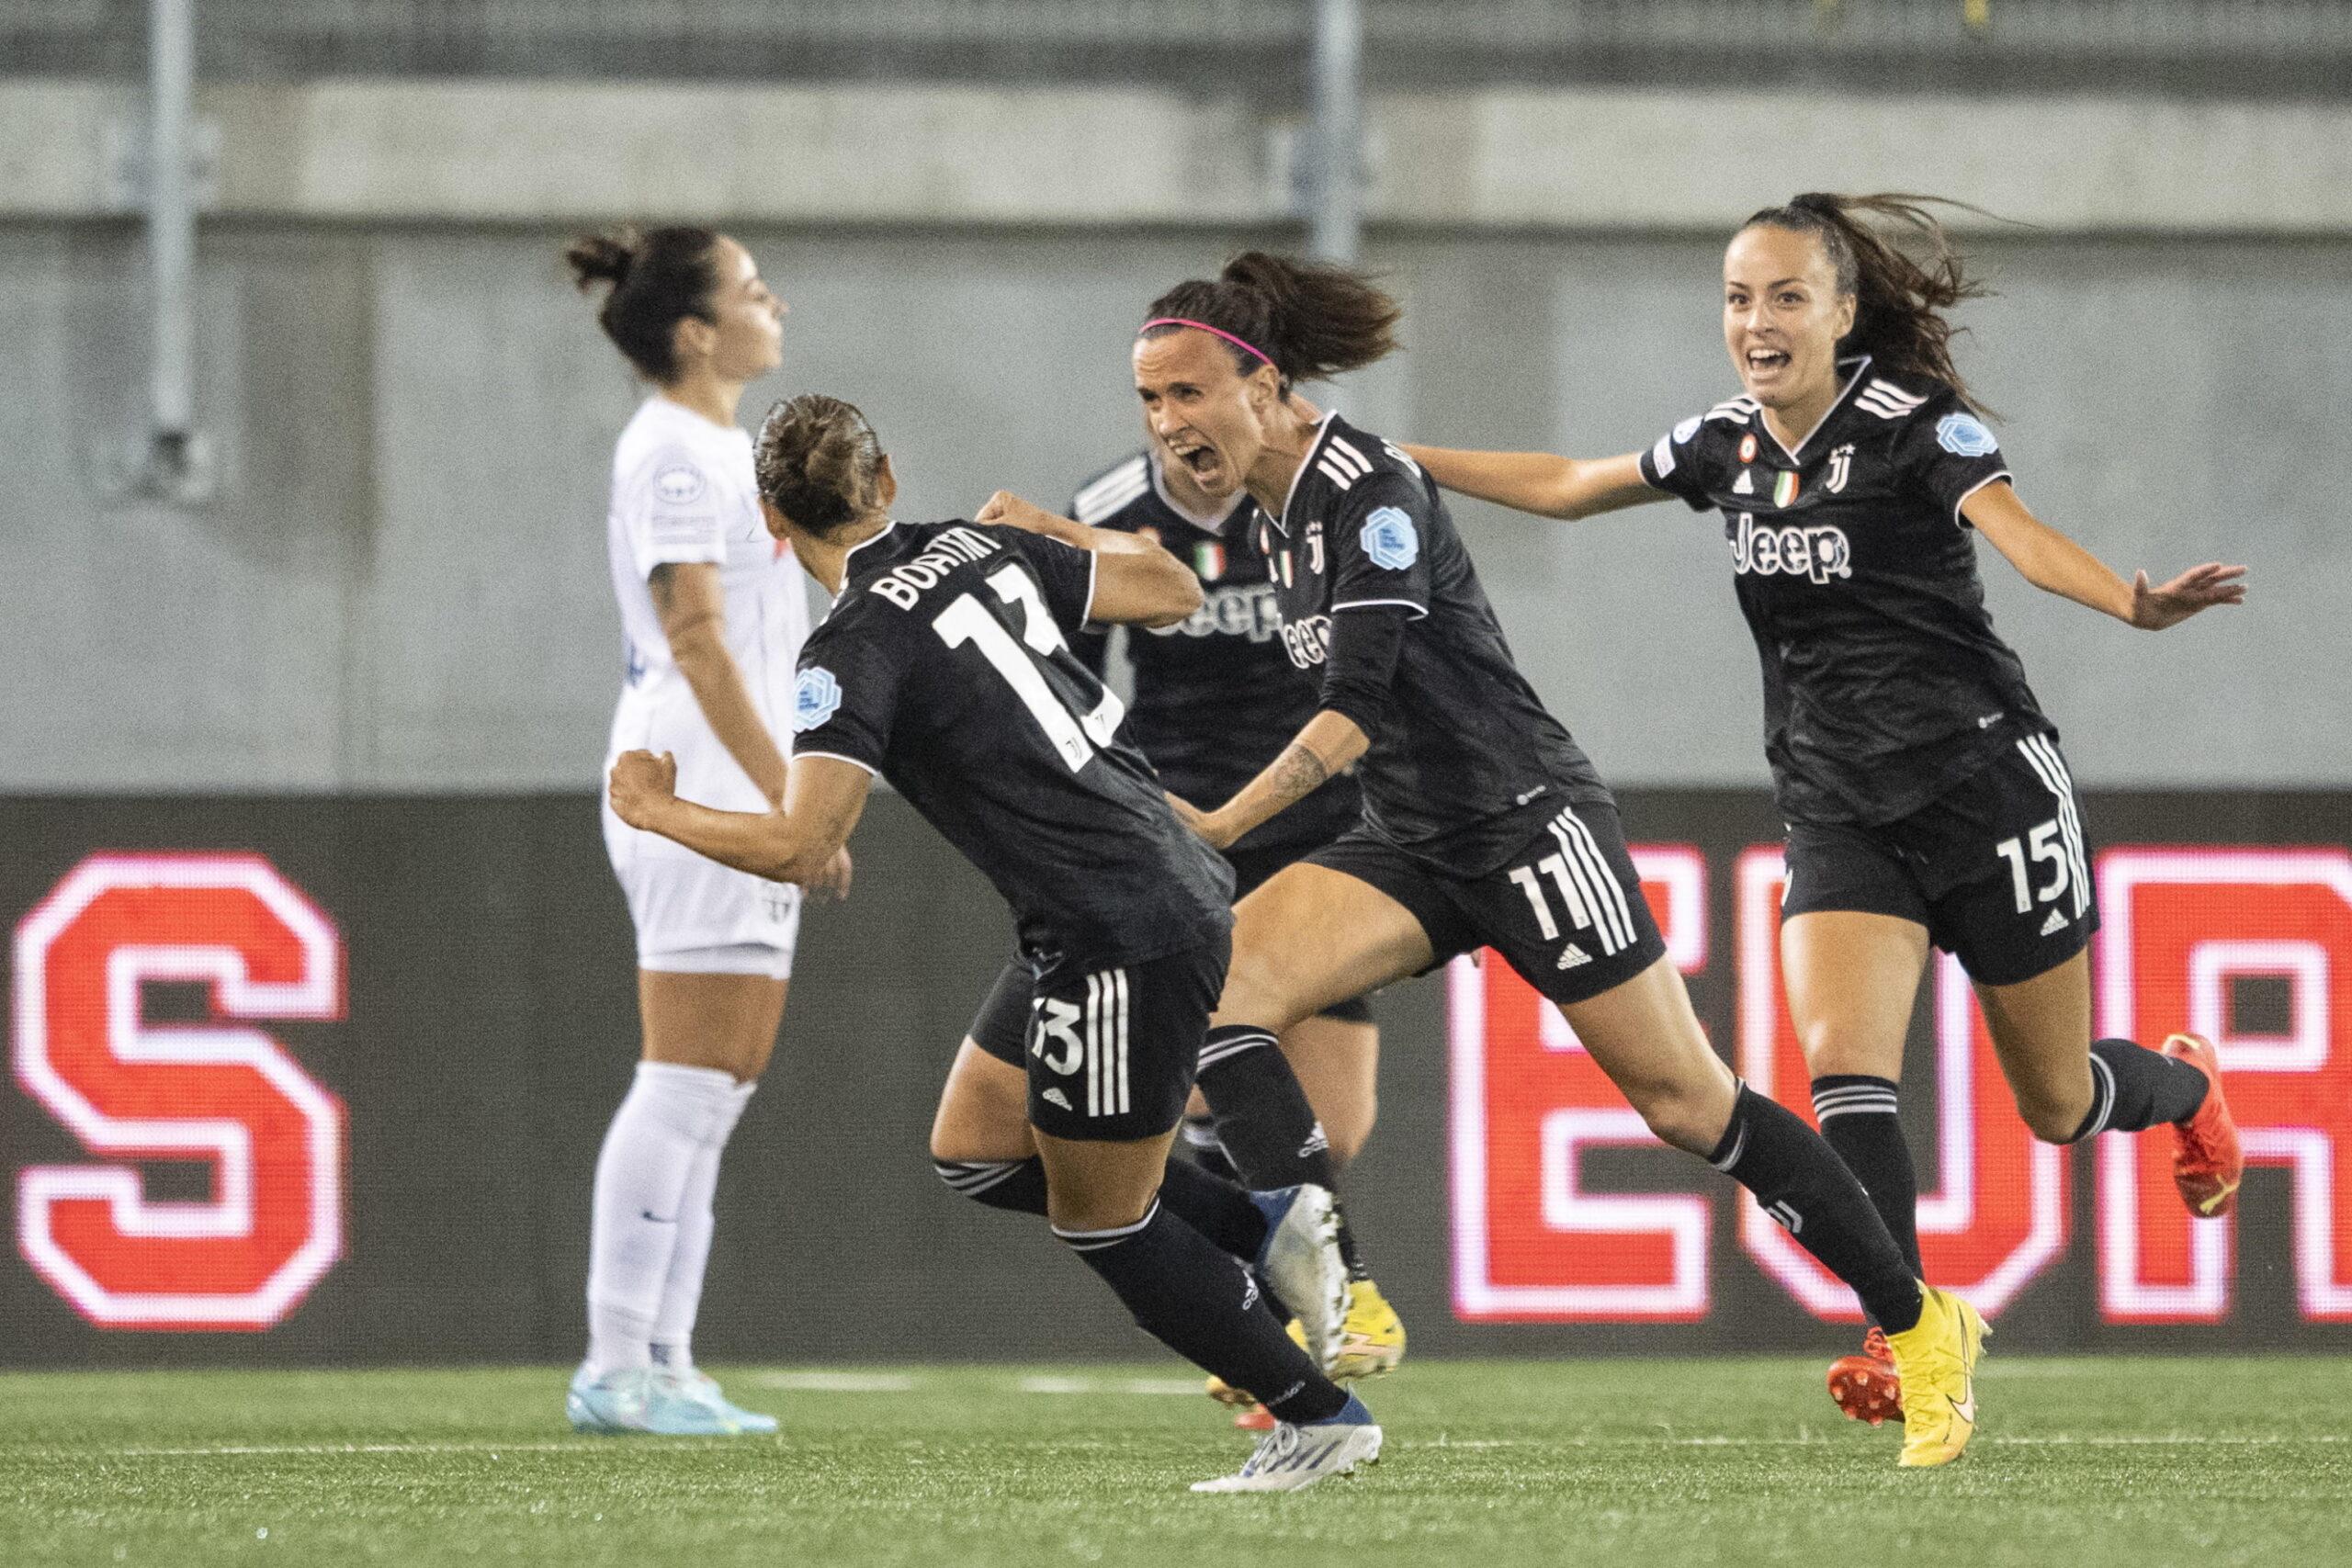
[935,1156,1049,1213]
[1055,1199,1348,1425]
[935,1156,1268,1261]
[1709,1082,1922,1334]
[2071,1039,2210,1139]
[1196,1025,1371,1280]
[1180,1111,1242,1183]
[1810,1075,1924,1279]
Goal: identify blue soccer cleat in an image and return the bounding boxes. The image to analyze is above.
[566,1363,749,1436]
[660,1368,778,1434]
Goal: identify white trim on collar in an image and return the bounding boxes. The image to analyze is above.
[1272,411,1341,537]
[1148,448,1251,536]
[1761,355,1873,464]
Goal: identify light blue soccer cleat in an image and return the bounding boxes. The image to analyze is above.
[660,1368,778,1435]
[1191,1392,1384,1493]
[566,1363,759,1436]
[1247,1184,1349,1372]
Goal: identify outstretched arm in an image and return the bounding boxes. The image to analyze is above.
[1962,481,2247,630]
[975,490,1202,627]
[1171,709,1369,852]
[1397,446,1660,522]
[609,750,871,888]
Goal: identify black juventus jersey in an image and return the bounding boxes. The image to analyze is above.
[790,520,1235,982]
[1068,451,1360,857]
[1639,355,2052,827]
[1263,413,1613,875]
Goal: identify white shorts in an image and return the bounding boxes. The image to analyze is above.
[602,800,801,978]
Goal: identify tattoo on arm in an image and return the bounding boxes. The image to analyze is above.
[1266,742,1331,810]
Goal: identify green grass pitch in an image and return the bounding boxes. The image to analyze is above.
[5,1358,2348,1567]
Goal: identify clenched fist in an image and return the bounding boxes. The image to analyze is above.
[607,750,677,829]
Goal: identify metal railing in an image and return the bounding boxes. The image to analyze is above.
[5,1,2347,97]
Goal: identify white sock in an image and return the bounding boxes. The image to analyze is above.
[650,1077,757,1374]
[585,1061,739,1377]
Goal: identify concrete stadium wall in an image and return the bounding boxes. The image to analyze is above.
[2,220,2343,792]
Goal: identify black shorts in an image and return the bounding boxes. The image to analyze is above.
[1782,731,2098,987]
[967,842,1368,1067]
[1306,800,1667,1007]
[1012,934,1231,1143]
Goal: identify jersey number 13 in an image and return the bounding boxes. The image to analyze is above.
[933,563,1125,772]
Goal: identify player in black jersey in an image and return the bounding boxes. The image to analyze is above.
[988,250,1986,1469]
[956,438,1404,1415]
[1404,193,2247,1432]
[607,394,1381,1492]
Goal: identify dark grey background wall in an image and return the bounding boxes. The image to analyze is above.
[5,789,2346,1370]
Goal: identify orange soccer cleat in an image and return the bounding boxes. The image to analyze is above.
[2162,1032,2244,1217]
[1826,1325,1903,1426]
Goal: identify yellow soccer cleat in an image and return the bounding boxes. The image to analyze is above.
[1884,1283,1988,1469]
[1332,1280,1407,1383]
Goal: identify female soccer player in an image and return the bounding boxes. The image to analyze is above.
[948,431,1404,1407]
[1399,193,2245,1423]
[610,393,1380,1493]
[565,225,839,1434]
[989,250,1984,1469]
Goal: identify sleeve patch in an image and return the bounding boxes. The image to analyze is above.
[1672,415,1702,444]
[1650,434,1678,478]
[1935,412,1999,458]
[652,458,710,508]
[793,667,843,731]
[1359,506,1420,571]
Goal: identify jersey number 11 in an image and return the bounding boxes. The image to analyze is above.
[933,563,1125,772]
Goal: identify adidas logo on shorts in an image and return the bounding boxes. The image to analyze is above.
[2040,908,2069,937]
[1556,942,1592,970]
[1042,1088,1072,1111]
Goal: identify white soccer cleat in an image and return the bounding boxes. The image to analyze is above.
[1190,1393,1384,1494]
[1250,1184,1349,1373]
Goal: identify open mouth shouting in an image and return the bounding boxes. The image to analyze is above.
[1166,435,1229,491]
[1744,345,1793,385]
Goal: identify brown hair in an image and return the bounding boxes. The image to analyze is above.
[1741,193,1996,413]
[1141,251,1402,391]
[564,224,722,385]
[753,394,885,539]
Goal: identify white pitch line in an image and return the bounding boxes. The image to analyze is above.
[18,1432,2343,1461]
[751,1371,917,1393]
[1016,1376,1202,1396]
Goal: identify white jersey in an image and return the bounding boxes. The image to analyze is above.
[603,396,808,817]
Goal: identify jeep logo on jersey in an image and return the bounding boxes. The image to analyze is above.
[1278,614,1335,671]
[792,667,842,731]
[1936,412,1999,458]
[1153,582,1283,644]
[1361,507,1419,570]
[652,460,707,507]
[1728,513,1853,585]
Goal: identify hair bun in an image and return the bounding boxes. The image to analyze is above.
[564,230,639,292]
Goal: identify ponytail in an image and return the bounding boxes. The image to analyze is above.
[1141,251,1401,389]
[564,223,723,386]
[753,394,886,539]
[1742,193,1996,414]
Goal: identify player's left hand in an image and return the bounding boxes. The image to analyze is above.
[608,750,677,829]
[2131,562,2247,630]
[1168,792,1236,851]
[976,491,1062,534]
[809,845,854,902]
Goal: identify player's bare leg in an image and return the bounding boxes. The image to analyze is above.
[1976,951,2240,1212]
[1783,911,1932,1422]
[573,970,785,1435]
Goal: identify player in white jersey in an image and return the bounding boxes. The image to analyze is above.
[562,224,843,1435]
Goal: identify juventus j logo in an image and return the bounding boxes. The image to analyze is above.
[1826,444,1855,494]
[1306,520,1326,575]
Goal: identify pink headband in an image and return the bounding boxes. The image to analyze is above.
[1139,316,1275,369]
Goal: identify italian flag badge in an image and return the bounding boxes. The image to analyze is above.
[1772,470,1801,509]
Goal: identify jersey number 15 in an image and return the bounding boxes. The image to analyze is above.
[933,563,1125,772]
